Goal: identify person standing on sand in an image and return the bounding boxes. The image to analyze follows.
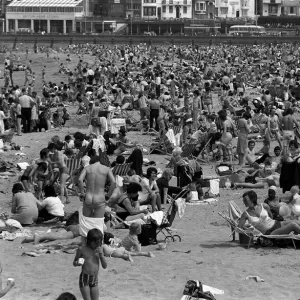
[78,157,115,245]
[19,87,34,133]
[281,108,298,155]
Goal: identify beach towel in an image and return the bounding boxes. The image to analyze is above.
[175,198,186,218]
[210,179,220,196]
[110,118,126,134]
[166,129,177,146]
[79,207,106,237]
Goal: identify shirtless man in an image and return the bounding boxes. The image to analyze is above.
[78,157,115,244]
[48,143,70,204]
[281,108,297,155]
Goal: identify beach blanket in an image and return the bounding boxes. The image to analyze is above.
[0,229,32,241]
[175,198,186,218]
[22,244,79,257]
[79,207,106,237]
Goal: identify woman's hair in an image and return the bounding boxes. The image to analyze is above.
[40,148,49,159]
[243,111,252,120]
[162,168,173,179]
[172,147,182,157]
[86,228,103,248]
[218,110,227,122]
[242,190,258,206]
[37,162,48,173]
[146,167,158,178]
[116,155,125,165]
[56,292,77,300]
[289,140,298,148]
[129,222,141,235]
[65,135,72,142]
[290,185,299,195]
[12,183,24,194]
[103,232,114,245]
[127,182,142,194]
[44,185,57,197]
[248,140,255,147]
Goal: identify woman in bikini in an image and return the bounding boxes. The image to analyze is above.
[267,107,282,151]
[239,190,300,235]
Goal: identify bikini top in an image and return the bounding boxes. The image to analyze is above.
[246,204,275,233]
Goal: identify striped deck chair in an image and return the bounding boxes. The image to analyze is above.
[65,158,82,194]
[112,162,132,177]
[181,143,197,159]
[218,201,300,249]
[169,124,182,136]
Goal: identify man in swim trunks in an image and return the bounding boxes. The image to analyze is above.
[48,143,70,204]
[78,157,115,244]
[281,108,298,155]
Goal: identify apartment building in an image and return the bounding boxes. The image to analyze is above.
[261,0,281,16]
[215,0,256,18]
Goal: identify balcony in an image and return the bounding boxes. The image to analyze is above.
[161,0,192,5]
[263,0,281,3]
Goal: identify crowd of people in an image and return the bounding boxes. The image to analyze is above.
[2,40,300,299]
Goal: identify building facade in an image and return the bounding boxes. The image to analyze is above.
[125,0,142,19]
[161,0,192,19]
[193,0,216,19]
[6,0,84,33]
[261,0,281,16]
[215,0,256,18]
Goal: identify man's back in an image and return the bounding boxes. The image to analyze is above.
[282,114,294,130]
[85,162,108,194]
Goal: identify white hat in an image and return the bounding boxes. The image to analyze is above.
[115,175,124,187]
[269,186,277,192]
[186,118,193,123]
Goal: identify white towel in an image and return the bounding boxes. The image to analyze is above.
[149,211,164,226]
[166,129,176,146]
[175,132,182,147]
[110,118,126,134]
[175,198,186,218]
[210,179,220,196]
[79,207,106,237]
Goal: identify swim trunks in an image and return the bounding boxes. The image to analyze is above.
[79,272,98,288]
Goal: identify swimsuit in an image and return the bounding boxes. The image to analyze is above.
[59,165,69,175]
[246,204,276,234]
[79,272,98,288]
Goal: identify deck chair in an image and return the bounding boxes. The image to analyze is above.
[156,198,182,243]
[65,158,82,195]
[218,201,300,249]
[149,133,174,155]
[112,162,132,177]
[118,103,139,126]
[181,143,197,159]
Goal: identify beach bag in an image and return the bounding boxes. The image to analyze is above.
[91,117,100,127]
[182,280,216,300]
[138,223,157,246]
[215,163,233,176]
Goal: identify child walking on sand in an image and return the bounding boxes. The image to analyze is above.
[73,229,107,300]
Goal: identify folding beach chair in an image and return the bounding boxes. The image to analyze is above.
[65,157,82,194]
[181,143,197,159]
[169,124,182,136]
[218,201,300,249]
[156,199,182,243]
[149,133,174,155]
[118,103,139,126]
[112,162,132,177]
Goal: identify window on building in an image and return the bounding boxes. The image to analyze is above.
[24,7,32,12]
[127,4,131,9]
[162,5,166,12]
[183,6,187,13]
[290,6,296,13]
[169,0,173,4]
[143,6,156,16]
[220,7,228,14]
[41,7,48,12]
[268,4,277,13]
[183,0,187,4]
[169,5,173,13]
[49,7,56,12]
[133,4,140,9]
[144,0,156,3]
[195,2,206,11]
[242,10,247,16]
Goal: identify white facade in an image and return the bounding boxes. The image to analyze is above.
[215,0,256,18]
[141,0,192,19]
[161,0,192,19]
[6,0,84,33]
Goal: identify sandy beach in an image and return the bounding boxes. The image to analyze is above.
[0,47,299,300]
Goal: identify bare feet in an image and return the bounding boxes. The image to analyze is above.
[34,232,41,245]
[148,252,155,258]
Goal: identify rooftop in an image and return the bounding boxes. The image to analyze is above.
[7,0,82,7]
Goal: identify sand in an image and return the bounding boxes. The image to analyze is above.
[0,47,299,300]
